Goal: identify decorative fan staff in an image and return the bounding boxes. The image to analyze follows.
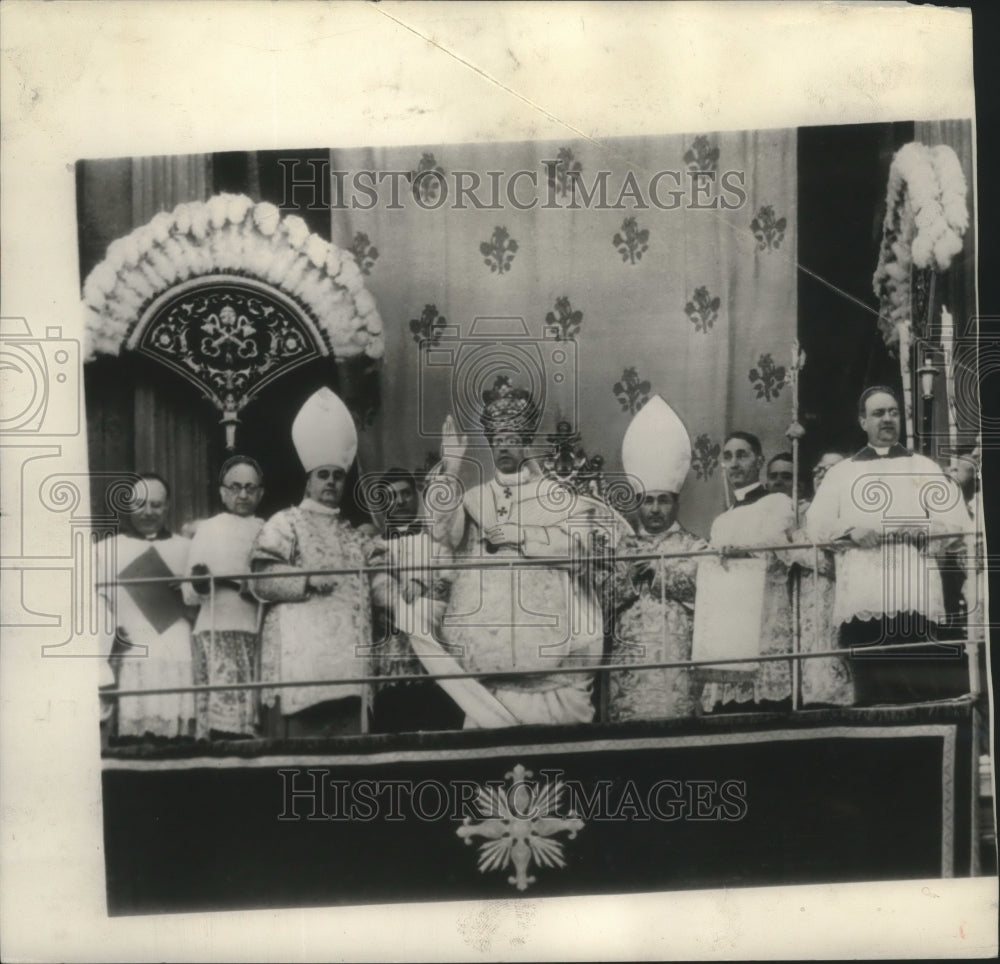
[81,193,384,449]
[872,142,969,449]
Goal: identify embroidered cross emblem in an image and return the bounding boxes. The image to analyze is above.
[456,764,584,891]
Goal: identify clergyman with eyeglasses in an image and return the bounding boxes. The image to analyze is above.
[182,455,266,739]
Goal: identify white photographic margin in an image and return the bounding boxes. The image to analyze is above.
[0,1,994,961]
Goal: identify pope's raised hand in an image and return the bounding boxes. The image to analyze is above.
[441,414,468,470]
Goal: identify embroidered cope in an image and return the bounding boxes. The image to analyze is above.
[251,500,387,716]
[606,523,707,721]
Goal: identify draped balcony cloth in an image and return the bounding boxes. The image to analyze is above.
[330,131,796,539]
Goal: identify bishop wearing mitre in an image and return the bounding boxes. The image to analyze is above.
[251,388,389,738]
[605,396,709,722]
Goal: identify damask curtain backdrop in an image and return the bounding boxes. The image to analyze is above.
[328,132,797,538]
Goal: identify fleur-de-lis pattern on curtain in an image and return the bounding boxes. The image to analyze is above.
[748,352,788,402]
[480,226,518,274]
[684,135,720,173]
[612,367,651,415]
[691,433,722,481]
[411,152,446,205]
[330,131,796,537]
[612,217,649,265]
[349,232,379,276]
[685,286,722,333]
[545,296,583,342]
[409,304,447,348]
[750,204,788,251]
[546,147,583,199]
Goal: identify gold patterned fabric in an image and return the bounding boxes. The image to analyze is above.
[251,500,386,716]
[786,532,855,707]
[606,524,707,722]
[191,630,259,737]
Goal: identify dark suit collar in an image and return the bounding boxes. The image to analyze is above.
[732,483,767,507]
[852,443,911,462]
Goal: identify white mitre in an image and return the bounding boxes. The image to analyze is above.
[292,387,357,472]
[622,394,691,494]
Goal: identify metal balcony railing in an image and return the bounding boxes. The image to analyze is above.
[96,530,985,737]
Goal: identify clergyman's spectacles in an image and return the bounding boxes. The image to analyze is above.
[223,483,261,495]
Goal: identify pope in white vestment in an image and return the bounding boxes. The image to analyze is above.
[430,377,628,726]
